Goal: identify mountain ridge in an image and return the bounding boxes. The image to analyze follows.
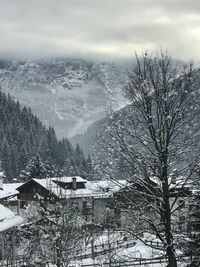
[0,58,130,138]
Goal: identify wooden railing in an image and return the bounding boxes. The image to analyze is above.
[1,254,198,267]
[65,236,164,261]
[68,255,196,267]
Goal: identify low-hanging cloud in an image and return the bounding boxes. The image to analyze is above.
[0,0,200,61]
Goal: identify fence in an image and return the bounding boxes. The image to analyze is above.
[69,255,194,267]
[1,254,198,267]
[68,256,170,267]
[67,236,164,261]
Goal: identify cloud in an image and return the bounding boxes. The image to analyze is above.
[0,0,200,61]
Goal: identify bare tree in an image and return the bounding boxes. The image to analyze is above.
[18,197,83,267]
[97,52,200,267]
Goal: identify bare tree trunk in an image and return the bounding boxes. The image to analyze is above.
[165,203,177,267]
[167,245,177,267]
[162,156,177,267]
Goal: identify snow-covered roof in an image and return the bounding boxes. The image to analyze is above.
[52,176,87,183]
[21,177,128,199]
[88,180,128,193]
[33,177,92,198]
[0,204,23,232]
[0,183,22,200]
[149,176,191,190]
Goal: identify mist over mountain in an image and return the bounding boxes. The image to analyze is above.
[70,66,200,159]
[0,58,130,139]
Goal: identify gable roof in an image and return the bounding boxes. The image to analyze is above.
[16,177,128,199]
[33,177,91,198]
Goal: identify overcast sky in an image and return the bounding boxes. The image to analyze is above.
[0,0,200,61]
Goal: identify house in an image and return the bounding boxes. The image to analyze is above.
[113,176,192,230]
[14,177,128,225]
[2,174,192,230]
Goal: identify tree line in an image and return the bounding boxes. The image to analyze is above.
[0,91,94,181]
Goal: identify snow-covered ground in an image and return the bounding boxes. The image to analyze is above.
[66,231,186,267]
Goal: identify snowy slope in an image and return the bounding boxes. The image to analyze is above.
[0,58,129,138]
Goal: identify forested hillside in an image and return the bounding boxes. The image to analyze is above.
[74,66,200,181]
[0,91,93,181]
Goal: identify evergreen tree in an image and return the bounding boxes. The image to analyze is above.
[0,91,88,181]
[44,160,59,177]
[1,142,13,180]
[20,154,47,181]
[18,145,29,173]
[46,126,59,162]
[63,159,78,176]
[80,155,94,180]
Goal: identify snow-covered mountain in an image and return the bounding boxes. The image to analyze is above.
[0,58,129,138]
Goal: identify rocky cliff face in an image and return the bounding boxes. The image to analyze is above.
[0,58,129,138]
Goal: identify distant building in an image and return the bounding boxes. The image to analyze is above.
[0,168,21,206]
[113,176,192,230]
[14,177,128,225]
[3,175,191,230]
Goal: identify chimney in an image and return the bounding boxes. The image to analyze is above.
[72,177,77,191]
[171,175,176,185]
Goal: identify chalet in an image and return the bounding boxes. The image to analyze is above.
[15,177,128,225]
[1,174,193,230]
